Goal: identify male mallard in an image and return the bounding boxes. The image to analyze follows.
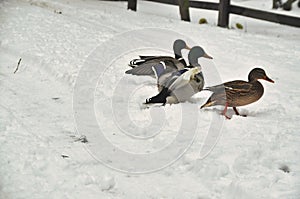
[201,68,274,119]
[145,46,210,104]
[125,40,212,77]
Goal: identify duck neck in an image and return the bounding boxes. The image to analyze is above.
[174,44,183,59]
[179,57,187,66]
[248,79,257,83]
[252,80,264,98]
[248,75,257,82]
[175,53,182,59]
[189,63,201,69]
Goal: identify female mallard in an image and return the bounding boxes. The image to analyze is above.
[145,46,209,104]
[200,68,274,119]
[125,40,212,77]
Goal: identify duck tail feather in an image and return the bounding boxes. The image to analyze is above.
[128,59,146,68]
[145,87,170,104]
[200,99,215,109]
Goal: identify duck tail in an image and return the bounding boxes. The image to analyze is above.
[128,58,146,68]
[202,88,210,91]
[145,87,169,104]
[200,98,215,109]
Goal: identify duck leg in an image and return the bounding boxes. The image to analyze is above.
[222,102,231,119]
[233,107,240,115]
[233,107,247,117]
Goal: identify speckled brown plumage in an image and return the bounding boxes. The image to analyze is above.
[201,68,274,119]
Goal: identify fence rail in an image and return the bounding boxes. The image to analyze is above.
[128,0,300,28]
[189,1,218,10]
[230,5,300,27]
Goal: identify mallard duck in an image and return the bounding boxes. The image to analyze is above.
[145,46,209,104]
[125,40,212,77]
[200,68,274,119]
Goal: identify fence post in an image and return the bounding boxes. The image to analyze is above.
[128,0,137,11]
[178,0,191,21]
[218,0,230,27]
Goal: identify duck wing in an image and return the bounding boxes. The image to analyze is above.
[139,55,156,59]
[126,57,181,76]
[152,62,167,79]
[206,81,252,93]
[224,81,253,92]
[168,67,201,91]
[128,56,174,68]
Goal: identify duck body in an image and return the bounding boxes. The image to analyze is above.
[145,45,210,105]
[201,68,274,119]
[145,67,204,104]
[168,70,204,104]
[204,80,264,107]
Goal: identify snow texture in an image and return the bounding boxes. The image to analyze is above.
[0,0,300,198]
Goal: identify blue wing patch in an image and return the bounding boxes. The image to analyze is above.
[152,62,167,79]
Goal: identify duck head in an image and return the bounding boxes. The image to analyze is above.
[173,39,191,59]
[248,68,274,83]
[188,46,213,66]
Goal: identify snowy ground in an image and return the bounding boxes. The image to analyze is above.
[1,0,300,198]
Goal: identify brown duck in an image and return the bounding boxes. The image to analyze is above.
[201,68,274,119]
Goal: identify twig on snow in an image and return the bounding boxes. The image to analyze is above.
[61,154,69,159]
[74,135,88,143]
[14,58,22,74]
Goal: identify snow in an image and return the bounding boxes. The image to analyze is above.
[1,0,300,198]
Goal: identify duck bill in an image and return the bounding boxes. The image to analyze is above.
[203,52,213,59]
[264,76,274,83]
[185,45,191,50]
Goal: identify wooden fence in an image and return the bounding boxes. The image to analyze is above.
[127,0,300,28]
